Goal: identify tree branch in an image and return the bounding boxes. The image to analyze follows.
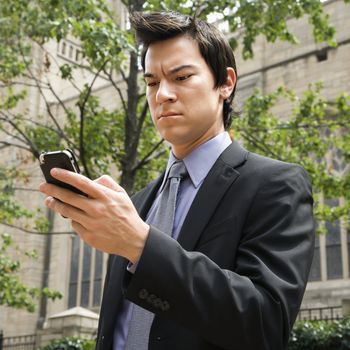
[31,39,82,94]
[0,141,32,153]
[78,59,109,178]
[46,81,72,117]
[1,112,68,138]
[21,73,51,87]
[0,222,75,235]
[135,149,168,171]
[135,99,149,143]
[342,164,350,177]
[0,113,40,157]
[103,68,128,114]
[0,81,49,89]
[18,45,75,150]
[248,120,350,132]
[238,128,282,160]
[133,138,165,172]
[120,68,128,84]
[138,92,146,99]
[0,115,30,144]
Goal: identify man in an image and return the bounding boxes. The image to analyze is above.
[39,11,314,350]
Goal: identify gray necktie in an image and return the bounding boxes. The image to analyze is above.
[124,161,188,350]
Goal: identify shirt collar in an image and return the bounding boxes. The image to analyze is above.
[160,132,232,192]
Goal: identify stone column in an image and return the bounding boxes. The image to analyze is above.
[37,307,99,347]
[342,299,350,318]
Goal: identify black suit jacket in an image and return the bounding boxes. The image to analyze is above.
[96,141,315,350]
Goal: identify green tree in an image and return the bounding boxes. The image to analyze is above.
[0,232,61,312]
[0,168,61,311]
[288,318,350,349]
[232,84,350,231]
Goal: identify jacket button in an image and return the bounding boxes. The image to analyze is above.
[154,298,162,308]
[161,301,170,311]
[139,288,148,299]
[147,293,156,304]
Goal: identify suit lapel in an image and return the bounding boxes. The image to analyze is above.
[178,141,248,251]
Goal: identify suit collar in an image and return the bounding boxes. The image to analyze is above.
[183,132,233,188]
[178,141,249,250]
[219,140,249,169]
[159,132,232,192]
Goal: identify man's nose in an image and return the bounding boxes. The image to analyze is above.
[156,81,177,104]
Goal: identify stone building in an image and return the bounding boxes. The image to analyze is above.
[0,0,349,343]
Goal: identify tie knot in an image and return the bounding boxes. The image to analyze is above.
[168,161,188,180]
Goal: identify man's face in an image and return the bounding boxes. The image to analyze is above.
[144,35,229,157]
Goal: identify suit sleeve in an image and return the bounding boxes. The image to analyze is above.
[124,164,315,350]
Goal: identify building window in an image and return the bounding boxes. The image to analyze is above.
[69,45,74,59]
[61,42,66,55]
[325,199,343,280]
[326,220,342,279]
[94,250,103,307]
[75,50,81,62]
[309,236,321,281]
[68,235,80,308]
[68,235,107,309]
[57,39,83,64]
[81,243,92,307]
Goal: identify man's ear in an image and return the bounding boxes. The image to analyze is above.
[219,67,236,100]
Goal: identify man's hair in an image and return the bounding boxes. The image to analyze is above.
[130,11,238,129]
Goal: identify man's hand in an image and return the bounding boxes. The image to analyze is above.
[39,168,150,263]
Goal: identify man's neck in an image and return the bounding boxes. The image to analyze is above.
[172,128,225,160]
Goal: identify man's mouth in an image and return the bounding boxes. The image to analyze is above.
[159,112,180,119]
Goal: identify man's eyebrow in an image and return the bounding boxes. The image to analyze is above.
[143,72,155,78]
[169,64,196,74]
[144,64,196,78]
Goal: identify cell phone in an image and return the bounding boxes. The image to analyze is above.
[39,149,86,196]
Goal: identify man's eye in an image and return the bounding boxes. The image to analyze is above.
[147,81,158,87]
[176,74,192,81]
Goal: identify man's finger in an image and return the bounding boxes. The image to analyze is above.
[44,196,91,227]
[94,175,125,193]
[72,221,99,251]
[71,220,88,237]
[49,168,106,199]
[39,182,94,214]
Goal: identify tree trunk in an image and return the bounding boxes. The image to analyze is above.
[120,1,145,194]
